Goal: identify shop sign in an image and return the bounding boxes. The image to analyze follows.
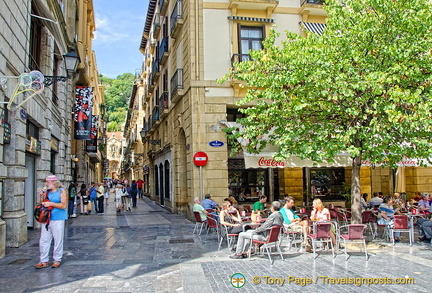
[26,135,41,155]
[50,138,59,152]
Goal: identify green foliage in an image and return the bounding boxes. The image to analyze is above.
[219,0,432,222]
[100,73,134,131]
[220,0,432,167]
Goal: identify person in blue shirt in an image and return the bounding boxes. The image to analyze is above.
[35,175,68,269]
[280,196,309,248]
[378,195,401,242]
[201,194,219,211]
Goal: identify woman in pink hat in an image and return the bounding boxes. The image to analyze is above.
[34,175,68,269]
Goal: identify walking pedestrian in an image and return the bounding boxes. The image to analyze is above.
[125,184,132,211]
[79,183,89,215]
[97,182,105,215]
[67,182,76,218]
[104,180,110,205]
[88,182,98,214]
[34,175,67,269]
[115,184,123,213]
[131,180,138,207]
[137,178,144,199]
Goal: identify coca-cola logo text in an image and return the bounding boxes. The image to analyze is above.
[258,157,285,167]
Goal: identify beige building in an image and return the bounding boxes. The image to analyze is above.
[106,132,123,180]
[126,0,431,222]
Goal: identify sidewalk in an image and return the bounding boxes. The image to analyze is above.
[0,192,431,292]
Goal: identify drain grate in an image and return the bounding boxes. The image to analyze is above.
[9,259,31,265]
[169,239,194,244]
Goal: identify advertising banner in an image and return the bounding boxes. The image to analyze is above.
[74,86,93,140]
[86,115,98,153]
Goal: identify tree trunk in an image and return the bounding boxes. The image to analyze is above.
[351,154,362,224]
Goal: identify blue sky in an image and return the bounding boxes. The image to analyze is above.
[93,0,149,78]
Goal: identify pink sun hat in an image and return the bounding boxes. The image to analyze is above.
[46,175,58,181]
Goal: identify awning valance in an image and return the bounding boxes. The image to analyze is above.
[300,22,326,36]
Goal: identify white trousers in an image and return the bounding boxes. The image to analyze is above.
[39,220,65,263]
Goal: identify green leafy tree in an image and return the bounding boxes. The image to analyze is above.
[220,0,432,223]
[100,73,134,131]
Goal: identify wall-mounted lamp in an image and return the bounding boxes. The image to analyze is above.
[44,49,80,86]
[71,155,79,162]
[139,129,161,145]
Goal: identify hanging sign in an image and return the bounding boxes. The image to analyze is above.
[74,86,93,140]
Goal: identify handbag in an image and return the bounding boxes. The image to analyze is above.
[87,201,92,211]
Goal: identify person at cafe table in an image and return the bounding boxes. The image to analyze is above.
[253,195,267,213]
[378,195,402,242]
[201,194,220,211]
[281,196,309,249]
[310,198,336,246]
[230,201,283,259]
[219,201,243,235]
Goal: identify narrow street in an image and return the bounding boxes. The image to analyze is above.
[0,192,431,292]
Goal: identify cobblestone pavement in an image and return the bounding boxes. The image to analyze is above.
[0,192,431,292]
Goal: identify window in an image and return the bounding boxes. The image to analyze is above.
[50,150,56,174]
[238,26,264,61]
[227,108,245,122]
[309,168,345,198]
[29,7,42,71]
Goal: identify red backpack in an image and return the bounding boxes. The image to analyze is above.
[34,198,54,230]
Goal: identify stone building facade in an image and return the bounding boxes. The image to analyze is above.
[0,0,102,258]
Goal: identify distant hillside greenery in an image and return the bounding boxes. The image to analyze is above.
[100,73,134,132]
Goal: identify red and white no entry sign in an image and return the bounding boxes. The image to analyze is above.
[193,151,208,167]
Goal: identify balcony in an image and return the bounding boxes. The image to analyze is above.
[300,0,326,17]
[159,91,169,117]
[151,60,160,84]
[170,0,183,38]
[170,68,184,102]
[158,36,169,65]
[153,13,161,37]
[151,105,160,126]
[229,0,278,11]
[231,54,251,67]
[159,0,170,15]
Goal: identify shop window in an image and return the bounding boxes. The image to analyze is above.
[228,159,267,203]
[309,168,345,198]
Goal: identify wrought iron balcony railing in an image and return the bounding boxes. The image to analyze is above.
[170,68,183,98]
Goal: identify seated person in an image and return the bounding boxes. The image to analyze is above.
[418,218,432,242]
[228,195,239,209]
[393,192,406,211]
[361,193,368,210]
[201,194,219,211]
[238,188,249,201]
[311,198,336,245]
[230,201,284,259]
[418,193,430,214]
[253,195,267,213]
[224,198,238,214]
[192,197,208,222]
[280,196,309,248]
[378,195,402,242]
[219,201,243,234]
[368,192,383,209]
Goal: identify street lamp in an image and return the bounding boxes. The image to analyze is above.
[139,128,161,145]
[44,49,80,86]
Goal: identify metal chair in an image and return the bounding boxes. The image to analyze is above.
[339,224,368,261]
[308,222,335,259]
[206,215,220,242]
[192,211,207,235]
[392,215,413,246]
[283,224,303,250]
[218,224,239,251]
[250,225,284,265]
[361,210,375,237]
